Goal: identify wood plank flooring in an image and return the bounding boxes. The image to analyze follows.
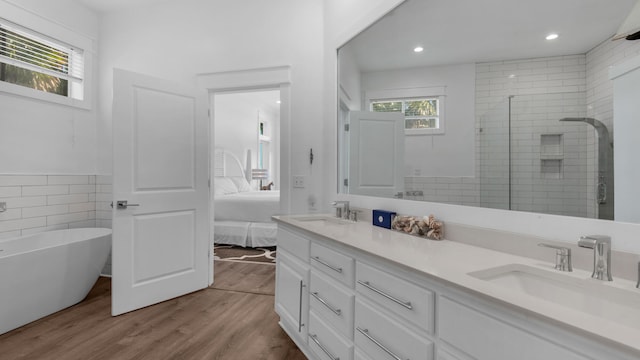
[0,261,306,360]
[211,260,275,295]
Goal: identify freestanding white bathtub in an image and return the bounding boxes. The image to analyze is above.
[0,228,111,335]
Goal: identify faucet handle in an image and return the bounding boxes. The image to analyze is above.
[538,243,573,272]
[348,209,361,222]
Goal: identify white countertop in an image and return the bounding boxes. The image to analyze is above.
[273,214,640,356]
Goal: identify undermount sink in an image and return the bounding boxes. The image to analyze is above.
[468,264,640,330]
[292,215,351,226]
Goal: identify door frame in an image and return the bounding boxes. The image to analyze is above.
[197,66,292,284]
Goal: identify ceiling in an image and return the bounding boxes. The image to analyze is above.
[77,0,169,12]
[345,0,638,72]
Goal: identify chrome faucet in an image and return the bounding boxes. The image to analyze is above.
[331,201,350,219]
[538,243,572,272]
[578,235,612,281]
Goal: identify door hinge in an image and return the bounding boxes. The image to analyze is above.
[344,178,348,186]
[344,124,350,131]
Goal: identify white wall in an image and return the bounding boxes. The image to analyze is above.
[97,0,324,214]
[0,0,99,174]
[323,0,640,254]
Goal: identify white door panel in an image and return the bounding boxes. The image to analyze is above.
[348,111,405,198]
[112,69,210,316]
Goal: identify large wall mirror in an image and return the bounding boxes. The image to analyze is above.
[338,0,640,222]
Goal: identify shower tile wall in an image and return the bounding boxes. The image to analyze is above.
[475,55,592,217]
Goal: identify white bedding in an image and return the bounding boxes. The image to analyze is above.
[214,190,280,223]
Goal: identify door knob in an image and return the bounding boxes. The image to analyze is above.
[116,200,140,209]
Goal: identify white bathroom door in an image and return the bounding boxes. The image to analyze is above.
[348,111,405,198]
[111,69,210,316]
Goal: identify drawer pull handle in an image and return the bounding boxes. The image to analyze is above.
[310,334,340,360]
[312,256,343,273]
[356,327,406,360]
[298,280,306,332]
[357,280,413,310]
[311,291,342,316]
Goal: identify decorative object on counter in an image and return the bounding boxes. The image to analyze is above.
[260,182,274,190]
[372,209,397,229]
[391,214,444,240]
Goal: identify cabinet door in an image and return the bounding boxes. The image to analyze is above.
[275,250,310,342]
[439,296,591,360]
[437,349,467,360]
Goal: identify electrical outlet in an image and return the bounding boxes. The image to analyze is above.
[293,175,305,188]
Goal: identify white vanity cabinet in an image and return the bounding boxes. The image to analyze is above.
[275,227,310,346]
[274,221,640,360]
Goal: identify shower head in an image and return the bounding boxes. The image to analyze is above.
[559,117,608,131]
[559,117,598,126]
[559,117,613,149]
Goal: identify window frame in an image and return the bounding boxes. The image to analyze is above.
[0,3,93,110]
[366,87,446,135]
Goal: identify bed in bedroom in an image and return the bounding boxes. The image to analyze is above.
[213,148,279,247]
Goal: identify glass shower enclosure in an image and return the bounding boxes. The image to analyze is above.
[479,92,613,220]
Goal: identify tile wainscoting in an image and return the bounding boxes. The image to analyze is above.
[0,174,113,274]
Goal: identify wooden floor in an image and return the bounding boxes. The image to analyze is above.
[0,261,306,360]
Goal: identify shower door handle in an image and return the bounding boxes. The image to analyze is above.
[597,178,606,204]
[115,200,140,209]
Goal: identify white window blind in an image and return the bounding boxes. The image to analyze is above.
[0,19,84,98]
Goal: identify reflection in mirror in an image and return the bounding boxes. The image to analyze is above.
[338,0,640,222]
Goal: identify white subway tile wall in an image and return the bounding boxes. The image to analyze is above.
[96,175,113,275]
[404,38,640,217]
[0,174,113,274]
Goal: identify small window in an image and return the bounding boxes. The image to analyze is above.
[0,20,84,101]
[371,97,444,135]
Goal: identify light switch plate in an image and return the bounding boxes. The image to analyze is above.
[293,175,305,188]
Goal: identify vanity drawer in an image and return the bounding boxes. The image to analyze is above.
[356,261,435,333]
[355,298,433,360]
[278,227,310,261]
[309,309,353,360]
[309,270,355,338]
[310,242,354,287]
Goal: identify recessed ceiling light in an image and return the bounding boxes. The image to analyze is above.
[546,33,559,40]
[414,46,424,53]
[276,100,281,104]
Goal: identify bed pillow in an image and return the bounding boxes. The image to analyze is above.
[214,177,238,195]
[230,176,252,192]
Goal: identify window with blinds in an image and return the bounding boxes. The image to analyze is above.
[371,97,441,131]
[0,20,84,99]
